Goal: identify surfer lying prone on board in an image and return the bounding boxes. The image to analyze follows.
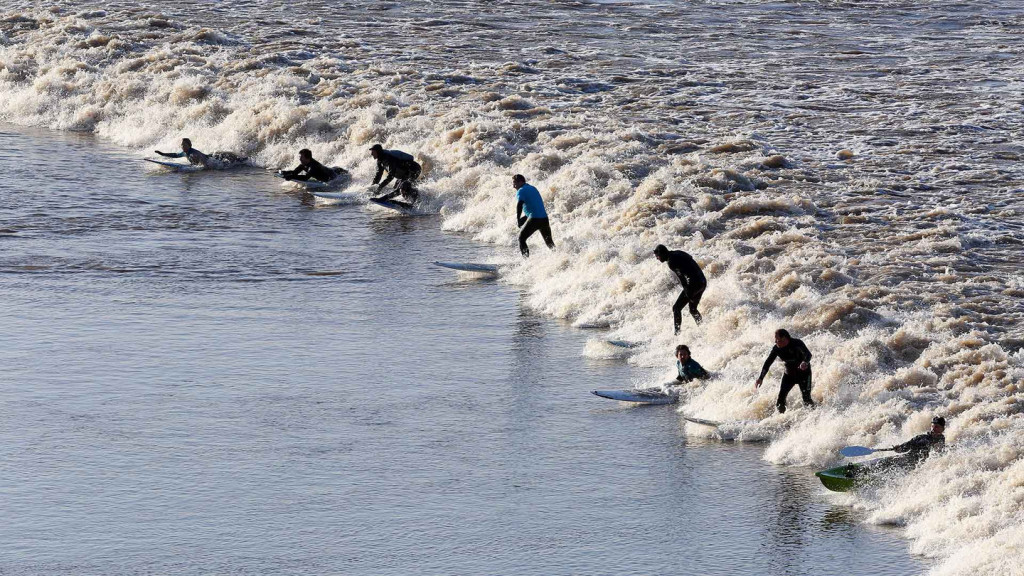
[155,138,246,168]
[755,329,815,414]
[675,345,710,383]
[280,149,346,182]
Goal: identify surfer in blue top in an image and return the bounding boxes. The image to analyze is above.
[675,345,709,382]
[371,144,421,193]
[514,174,555,257]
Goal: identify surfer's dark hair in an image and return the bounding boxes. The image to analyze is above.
[370,144,383,152]
[299,148,312,156]
[654,244,668,258]
[775,329,791,340]
[513,174,526,183]
[181,138,191,145]
[675,344,690,355]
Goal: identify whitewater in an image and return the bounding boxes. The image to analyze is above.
[1,1,1022,574]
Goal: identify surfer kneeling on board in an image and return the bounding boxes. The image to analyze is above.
[280,149,342,182]
[372,181,419,206]
[513,174,555,257]
[155,138,212,167]
[653,244,706,333]
[755,329,815,413]
[675,345,709,383]
[370,144,421,193]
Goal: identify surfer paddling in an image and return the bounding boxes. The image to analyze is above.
[755,329,815,413]
[371,144,421,193]
[280,149,344,183]
[155,137,246,168]
[884,416,946,465]
[513,174,555,257]
[653,244,706,333]
[675,345,709,383]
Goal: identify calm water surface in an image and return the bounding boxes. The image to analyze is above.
[0,125,923,575]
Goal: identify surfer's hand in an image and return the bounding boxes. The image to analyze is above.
[755,378,762,389]
[517,217,526,227]
[799,361,809,371]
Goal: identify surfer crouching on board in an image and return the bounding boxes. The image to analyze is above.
[755,329,815,413]
[280,149,343,182]
[371,144,421,193]
[653,244,706,333]
[675,345,709,383]
[514,174,555,257]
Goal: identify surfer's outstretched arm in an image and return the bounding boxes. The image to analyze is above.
[287,164,313,181]
[756,347,779,386]
[155,151,185,158]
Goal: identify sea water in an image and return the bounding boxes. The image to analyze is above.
[0,1,1022,574]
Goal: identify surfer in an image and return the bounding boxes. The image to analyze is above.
[280,149,343,182]
[155,138,212,167]
[890,416,946,464]
[755,329,815,413]
[675,345,709,383]
[371,181,419,206]
[371,144,421,192]
[653,244,706,333]
[514,174,555,257]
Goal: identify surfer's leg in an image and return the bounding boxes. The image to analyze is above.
[672,290,689,334]
[519,218,540,257]
[687,283,705,324]
[798,372,815,407]
[777,374,797,413]
[539,219,555,249]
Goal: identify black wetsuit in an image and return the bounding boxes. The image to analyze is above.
[758,338,814,413]
[283,159,337,182]
[375,185,419,205]
[665,250,707,332]
[373,150,421,191]
[157,148,211,166]
[892,432,945,465]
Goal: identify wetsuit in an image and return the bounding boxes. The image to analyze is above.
[282,159,337,182]
[375,185,419,205]
[373,149,421,191]
[665,250,707,332]
[516,184,554,257]
[676,358,709,382]
[758,338,814,413]
[892,432,945,465]
[158,148,211,166]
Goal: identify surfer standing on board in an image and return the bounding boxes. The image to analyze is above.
[654,244,706,333]
[514,174,555,257]
[370,144,421,193]
[755,329,815,413]
[675,345,710,383]
[280,149,342,182]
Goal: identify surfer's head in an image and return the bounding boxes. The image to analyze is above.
[180,138,192,151]
[675,344,691,362]
[653,244,669,262]
[512,174,526,189]
[370,144,383,159]
[931,416,946,434]
[774,329,791,348]
[299,148,312,165]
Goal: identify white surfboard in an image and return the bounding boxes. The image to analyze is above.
[433,261,499,274]
[592,389,678,405]
[144,158,203,172]
[682,416,724,427]
[369,198,417,215]
[310,192,361,205]
[606,340,641,349]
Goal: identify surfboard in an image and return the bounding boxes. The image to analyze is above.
[433,261,499,274]
[310,192,361,205]
[592,389,678,405]
[606,340,641,349]
[144,158,203,172]
[369,198,417,214]
[682,416,724,427]
[275,169,349,190]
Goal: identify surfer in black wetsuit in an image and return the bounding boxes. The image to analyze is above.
[155,138,212,167]
[755,329,815,413]
[654,244,706,333]
[280,149,341,182]
[371,144,421,193]
[371,181,419,207]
